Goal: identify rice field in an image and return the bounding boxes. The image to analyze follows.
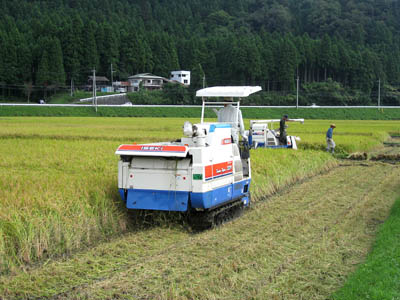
[1,162,399,300]
[0,117,398,277]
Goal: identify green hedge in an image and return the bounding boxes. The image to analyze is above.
[0,106,399,120]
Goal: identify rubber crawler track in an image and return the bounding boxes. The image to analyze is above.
[189,197,247,231]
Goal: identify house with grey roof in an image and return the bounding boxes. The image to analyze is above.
[127,73,171,92]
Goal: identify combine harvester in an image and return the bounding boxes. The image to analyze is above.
[115,86,261,229]
[248,119,304,149]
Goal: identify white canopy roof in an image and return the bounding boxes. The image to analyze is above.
[196,86,262,98]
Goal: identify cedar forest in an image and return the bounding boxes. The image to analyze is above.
[0,0,400,105]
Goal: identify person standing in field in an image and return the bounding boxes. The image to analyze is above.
[326,124,336,153]
[279,114,290,145]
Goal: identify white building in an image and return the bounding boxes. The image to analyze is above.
[170,70,191,86]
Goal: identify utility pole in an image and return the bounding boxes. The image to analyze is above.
[202,74,205,88]
[111,63,116,92]
[378,78,381,109]
[70,78,74,97]
[296,76,299,109]
[92,69,97,112]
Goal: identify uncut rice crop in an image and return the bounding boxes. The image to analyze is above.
[0,138,129,274]
[0,117,188,142]
[251,148,337,200]
[0,118,193,273]
[284,120,399,153]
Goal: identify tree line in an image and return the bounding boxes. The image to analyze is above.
[0,0,399,105]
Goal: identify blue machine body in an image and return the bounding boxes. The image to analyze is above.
[118,178,251,212]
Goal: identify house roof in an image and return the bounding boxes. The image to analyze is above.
[128,73,165,80]
[88,76,109,82]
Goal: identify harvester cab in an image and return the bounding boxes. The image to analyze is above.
[115,86,262,229]
[248,118,305,149]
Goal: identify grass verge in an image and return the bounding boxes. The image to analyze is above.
[0,106,399,119]
[47,91,119,104]
[331,197,400,300]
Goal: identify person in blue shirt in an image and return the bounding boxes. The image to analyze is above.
[326,124,336,153]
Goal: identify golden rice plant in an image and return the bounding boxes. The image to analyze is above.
[0,138,129,273]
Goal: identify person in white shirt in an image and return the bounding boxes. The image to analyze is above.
[214,98,246,144]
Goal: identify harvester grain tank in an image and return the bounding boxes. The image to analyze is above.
[115,86,262,228]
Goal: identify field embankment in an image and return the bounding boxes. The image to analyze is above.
[1,162,399,299]
[0,106,400,119]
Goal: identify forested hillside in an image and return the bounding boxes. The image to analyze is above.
[0,0,400,104]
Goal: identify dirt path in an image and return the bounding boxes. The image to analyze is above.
[1,162,399,300]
